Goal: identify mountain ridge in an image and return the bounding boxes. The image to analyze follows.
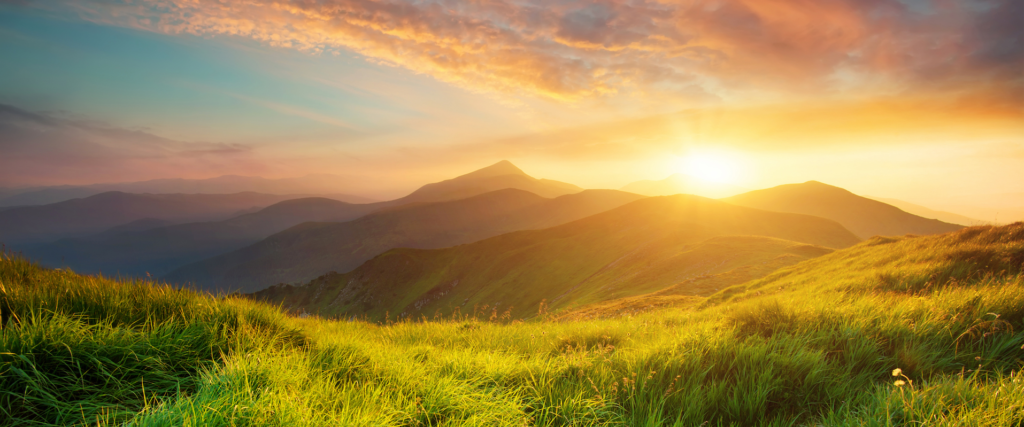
[26,161,589,278]
[252,194,862,319]
[0,191,309,246]
[723,181,964,239]
[166,188,646,292]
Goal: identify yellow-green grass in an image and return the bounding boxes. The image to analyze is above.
[2,223,1023,426]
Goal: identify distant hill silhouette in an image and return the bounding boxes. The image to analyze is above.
[402,160,582,202]
[27,198,379,277]
[0,174,376,207]
[867,196,987,226]
[28,161,586,278]
[722,181,964,239]
[95,218,176,237]
[621,174,748,198]
[252,195,860,320]
[167,189,645,293]
[0,192,303,246]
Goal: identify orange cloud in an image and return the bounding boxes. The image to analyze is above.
[55,0,1020,102]
[393,89,1024,167]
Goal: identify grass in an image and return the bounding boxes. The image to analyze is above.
[2,223,1023,426]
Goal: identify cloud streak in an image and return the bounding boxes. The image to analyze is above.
[47,0,1020,102]
[0,103,268,185]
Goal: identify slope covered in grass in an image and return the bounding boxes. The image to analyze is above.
[2,223,1023,426]
[723,181,964,239]
[0,254,307,425]
[253,195,861,320]
[165,189,644,293]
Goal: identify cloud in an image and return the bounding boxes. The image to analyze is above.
[41,0,1020,102]
[0,103,267,186]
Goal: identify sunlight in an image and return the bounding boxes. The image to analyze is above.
[680,152,738,184]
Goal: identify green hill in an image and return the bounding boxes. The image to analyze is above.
[253,195,861,320]
[723,181,965,239]
[165,189,644,293]
[2,223,1021,426]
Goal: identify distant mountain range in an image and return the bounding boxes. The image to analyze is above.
[722,181,964,239]
[621,173,748,198]
[867,196,987,226]
[11,160,975,321]
[167,188,645,293]
[22,161,587,278]
[253,194,861,319]
[25,197,380,277]
[0,192,305,246]
[0,174,377,207]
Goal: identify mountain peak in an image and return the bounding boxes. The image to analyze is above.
[795,181,855,195]
[457,160,527,180]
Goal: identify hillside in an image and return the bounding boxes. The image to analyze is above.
[3,224,1020,426]
[723,181,964,239]
[0,191,305,246]
[253,195,861,319]
[621,173,748,198]
[166,189,645,293]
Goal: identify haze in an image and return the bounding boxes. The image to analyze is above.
[1,0,1021,221]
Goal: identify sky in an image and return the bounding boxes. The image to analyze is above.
[0,0,1021,219]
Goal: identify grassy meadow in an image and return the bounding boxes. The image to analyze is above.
[2,223,1023,426]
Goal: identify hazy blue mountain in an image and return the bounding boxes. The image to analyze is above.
[166,189,645,292]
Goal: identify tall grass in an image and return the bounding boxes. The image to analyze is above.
[0,254,306,425]
[2,223,1023,426]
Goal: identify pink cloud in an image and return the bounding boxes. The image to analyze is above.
[48,0,1017,102]
[0,103,270,186]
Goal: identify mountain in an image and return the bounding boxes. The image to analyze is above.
[401,160,582,202]
[909,191,1024,225]
[722,181,964,239]
[621,174,748,198]
[166,189,646,292]
[0,192,307,246]
[0,174,376,207]
[29,161,586,278]
[251,195,861,320]
[26,197,380,277]
[95,218,176,237]
[868,197,987,226]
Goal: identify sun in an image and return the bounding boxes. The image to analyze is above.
[680,152,738,184]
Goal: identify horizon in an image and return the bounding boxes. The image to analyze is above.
[0,159,1018,223]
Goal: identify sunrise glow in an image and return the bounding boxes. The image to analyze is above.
[680,153,739,184]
